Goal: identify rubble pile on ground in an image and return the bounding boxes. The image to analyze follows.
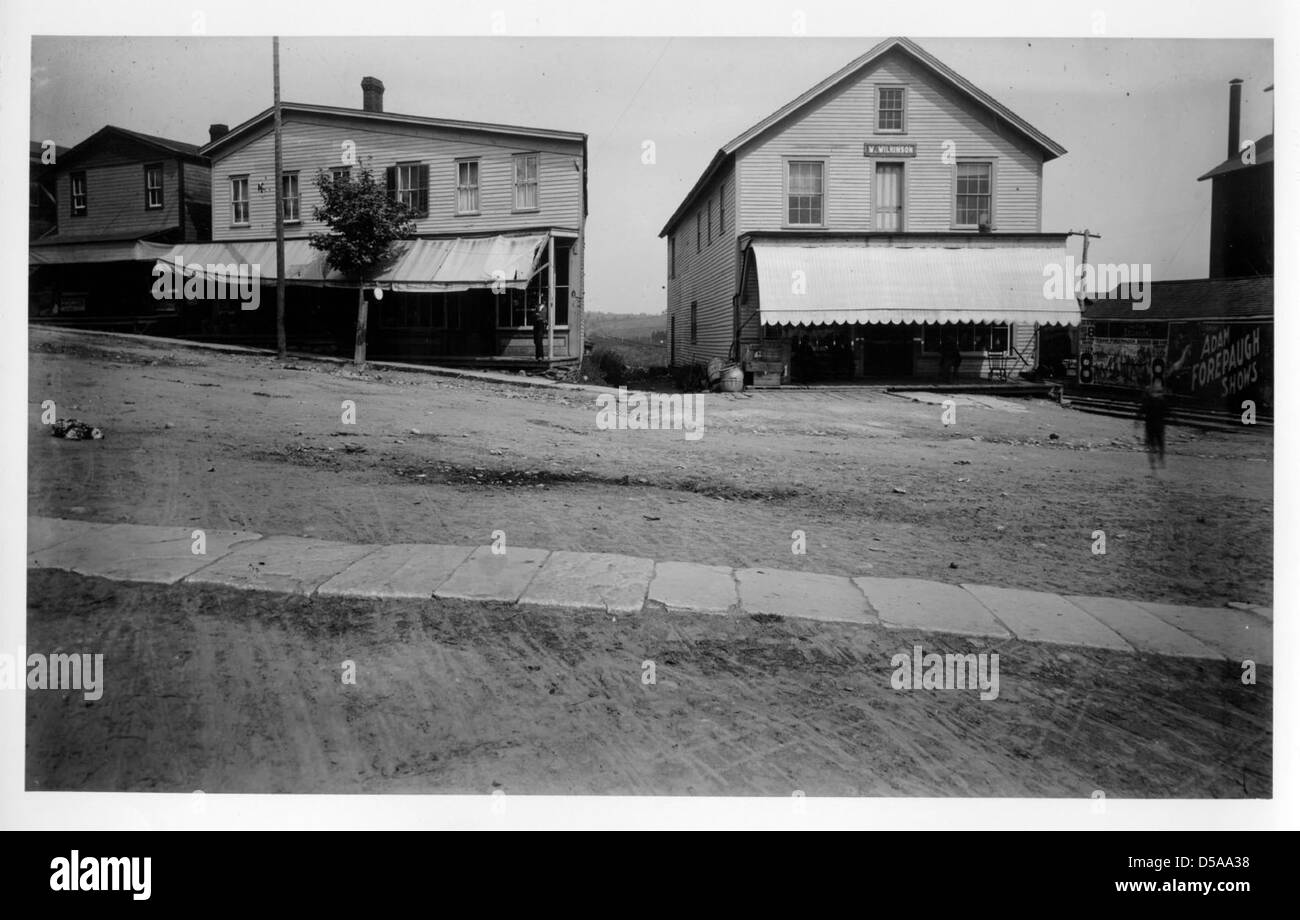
[50,419,104,440]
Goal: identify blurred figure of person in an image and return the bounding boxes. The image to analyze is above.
[939,329,962,383]
[530,300,548,360]
[1137,377,1169,472]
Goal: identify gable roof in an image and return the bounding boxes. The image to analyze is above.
[1197,133,1274,181]
[56,125,207,170]
[660,36,1067,237]
[200,102,587,160]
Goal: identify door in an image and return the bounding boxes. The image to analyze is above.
[874,163,903,231]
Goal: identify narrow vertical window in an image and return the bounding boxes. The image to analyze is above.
[513,153,539,210]
[70,172,87,216]
[456,160,479,214]
[281,171,300,222]
[230,175,249,224]
[144,164,164,209]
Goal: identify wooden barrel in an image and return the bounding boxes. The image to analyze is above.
[720,365,744,392]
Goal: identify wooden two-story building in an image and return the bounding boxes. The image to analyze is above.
[29,126,211,325]
[660,36,1079,384]
[164,78,588,365]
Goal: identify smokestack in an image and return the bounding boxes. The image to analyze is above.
[208,123,229,144]
[1227,78,1243,158]
[361,76,385,113]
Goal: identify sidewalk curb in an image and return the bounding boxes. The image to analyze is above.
[26,516,1271,663]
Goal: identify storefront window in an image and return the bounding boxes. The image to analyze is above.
[923,323,1010,353]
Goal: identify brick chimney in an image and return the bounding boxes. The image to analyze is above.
[361,76,385,113]
[208,123,229,144]
[1227,78,1243,158]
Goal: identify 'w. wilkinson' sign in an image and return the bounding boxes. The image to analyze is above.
[151,258,262,311]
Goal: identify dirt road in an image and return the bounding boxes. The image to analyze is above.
[23,328,1274,796]
[29,327,1272,606]
[26,570,1270,796]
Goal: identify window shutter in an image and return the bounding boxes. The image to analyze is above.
[417,164,430,216]
[386,166,396,201]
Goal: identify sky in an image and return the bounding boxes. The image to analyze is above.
[30,35,1274,314]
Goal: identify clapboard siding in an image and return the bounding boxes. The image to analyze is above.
[211,114,583,241]
[736,49,1043,234]
[52,158,191,242]
[666,163,737,365]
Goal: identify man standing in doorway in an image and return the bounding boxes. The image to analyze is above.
[530,298,549,361]
[939,329,962,383]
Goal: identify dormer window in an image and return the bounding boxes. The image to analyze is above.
[876,86,906,133]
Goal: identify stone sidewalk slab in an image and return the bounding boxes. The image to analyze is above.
[434,545,550,603]
[1137,602,1272,666]
[317,543,474,599]
[648,561,737,615]
[855,577,1010,639]
[185,536,377,595]
[1064,595,1222,660]
[29,523,262,584]
[28,516,114,555]
[520,551,655,614]
[736,568,877,625]
[1228,602,1273,623]
[962,584,1132,651]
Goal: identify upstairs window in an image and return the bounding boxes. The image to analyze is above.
[696,212,701,252]
[513,153,539,211]
[456,160,480,214]
[70,171,87,216]
[954,161,994,228]
[786,160,824,227]
[396,163,429,217]
[230,175,249,225]
[669,235,675,279]
[281,171,300,222]
[144,164,164,210]
[330,166,351,184]
[876,86,906,133]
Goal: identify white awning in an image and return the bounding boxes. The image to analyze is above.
[151,234,548,292]
[751,242,1080,326]
[30,240,177,265]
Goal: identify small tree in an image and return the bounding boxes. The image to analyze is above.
[310,168,416,367]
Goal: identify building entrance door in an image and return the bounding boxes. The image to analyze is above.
[874,163,904,231]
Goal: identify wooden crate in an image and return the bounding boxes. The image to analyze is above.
[750,369,786,388]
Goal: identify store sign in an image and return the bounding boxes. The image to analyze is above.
[863,142,916,157]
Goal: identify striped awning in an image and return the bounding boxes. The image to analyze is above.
[151,234,548,292]
[751,243,1081,326]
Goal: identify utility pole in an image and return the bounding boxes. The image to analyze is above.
[273,37,287,358]
[1066,228,1101,302]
